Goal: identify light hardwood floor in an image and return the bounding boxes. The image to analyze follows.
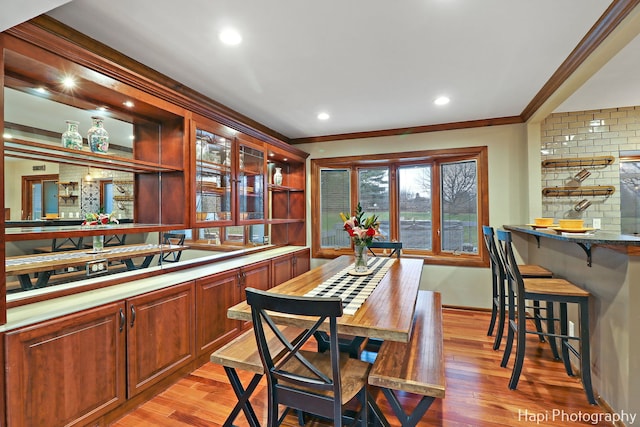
[112,308,614,426]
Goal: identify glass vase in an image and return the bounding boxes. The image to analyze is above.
[353,243,369,273]
[61,120,83,150]
[87,116,109,153]
[93,235,104,252]
[273,167,283,186]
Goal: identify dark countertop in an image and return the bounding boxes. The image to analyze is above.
[504,225,640,247]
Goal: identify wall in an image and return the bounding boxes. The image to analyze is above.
[297,123,530,308]
[541,106,640,232]
[4,159,59,220]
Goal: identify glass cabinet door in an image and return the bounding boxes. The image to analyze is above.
[195,128,232,223]
[237,143,265,222]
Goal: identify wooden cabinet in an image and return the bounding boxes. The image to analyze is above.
[267,148,306,246]
[126,281,195,397]
[236,134,266,224]
[5,302,127,427]
[195,270,241,357]
[4,281,195,426]
[272,248,311,287]
[195,260,272,358]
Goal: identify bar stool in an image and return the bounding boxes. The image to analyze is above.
[482,226,553,351]
[496,229,595,404]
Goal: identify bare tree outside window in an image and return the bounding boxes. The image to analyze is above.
[441,161,478,253]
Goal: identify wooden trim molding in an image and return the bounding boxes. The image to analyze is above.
[521,0,640,121]
[6,16,308,160]
[290,116,522,144]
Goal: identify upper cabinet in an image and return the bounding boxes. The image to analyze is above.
[1,19,307,307]
[2,33,188,234]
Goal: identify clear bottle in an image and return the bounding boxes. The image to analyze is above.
[87,116,110,153]
[61,120,83,150]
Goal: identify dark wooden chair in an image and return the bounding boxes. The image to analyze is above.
[368,241,402,258]
[482,225,553,350]
[245,287,370,427]
[496,230,595,404]
[103,234,126,247]
[51,236,84,252]
[159,232,186,263]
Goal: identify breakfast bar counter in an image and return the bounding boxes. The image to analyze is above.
[504,225,640,418]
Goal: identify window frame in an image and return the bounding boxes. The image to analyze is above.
[311,146,489,267]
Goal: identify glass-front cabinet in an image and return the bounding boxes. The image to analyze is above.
[1,22,307,306]
[195,127,233,223]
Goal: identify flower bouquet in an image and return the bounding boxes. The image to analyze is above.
[82,212,119,226]
[340,203,380,273]
[83,212,119,252]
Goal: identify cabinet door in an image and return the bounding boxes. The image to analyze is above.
[239,260,272,328]
[272,253,294,287]
[194,124,233,225]
[293,248,311,276]
[127,281,195,397]
[195,270,242,357]
[5,302,126,427]
[237,137,266,223]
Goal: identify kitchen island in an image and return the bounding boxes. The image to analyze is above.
[504,225,640,418]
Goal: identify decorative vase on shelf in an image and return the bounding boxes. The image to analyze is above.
[87,116,109,153]
[273,167,283,186]
[353,242,369,273]
[61,120,83,150]
[92,235,104,252]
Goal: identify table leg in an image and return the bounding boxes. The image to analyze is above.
[380,388,436,427]
[123,255,154,270]
[223,366,262,427]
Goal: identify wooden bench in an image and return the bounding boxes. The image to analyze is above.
[368,290,445,427]
[210,325,305,427]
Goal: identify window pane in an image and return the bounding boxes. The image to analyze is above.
[620,160,640,235]
[441,160,478,253]
[398,166,432,250]
[320,169,351,248]
[358,168,389,239]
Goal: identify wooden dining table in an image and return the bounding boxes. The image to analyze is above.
[227,255,424,343]
[6,243,187,290]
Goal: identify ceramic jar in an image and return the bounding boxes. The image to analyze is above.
[273,167,283,186]
[87,116,109,153]
[61,120,83,150]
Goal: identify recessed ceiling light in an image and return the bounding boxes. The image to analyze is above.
[35,87,47,94]
[219,28,242,46]
[317,112,330,121]
[97,106,107,112]
[434,96,450,106]
[62,76,76,89]
[123,100,134,108]
[3,133,13,139]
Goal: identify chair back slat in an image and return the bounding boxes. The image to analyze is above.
[246,287,367,426]
[368,241,402,258]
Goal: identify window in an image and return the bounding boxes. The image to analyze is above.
[620,153,640,235]
[311,146,489,267]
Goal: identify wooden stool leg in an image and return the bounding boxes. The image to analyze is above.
[532,300,545,342]
[545,301,561,360]
[493,288,506,350]
[508,304,527,390]
[579,298,596,405]
[559,303,573,376]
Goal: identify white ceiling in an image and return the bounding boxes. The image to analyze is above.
[5,0,640,140]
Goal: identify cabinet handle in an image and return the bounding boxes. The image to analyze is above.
[130,304,136,328]
[119,308,125,332]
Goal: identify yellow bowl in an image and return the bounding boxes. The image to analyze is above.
[559,219,584,229]
[534,217,554,226]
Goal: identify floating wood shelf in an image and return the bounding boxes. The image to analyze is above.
[542,156,615,168]
[542,185,616,197]
[113,195,134,201]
